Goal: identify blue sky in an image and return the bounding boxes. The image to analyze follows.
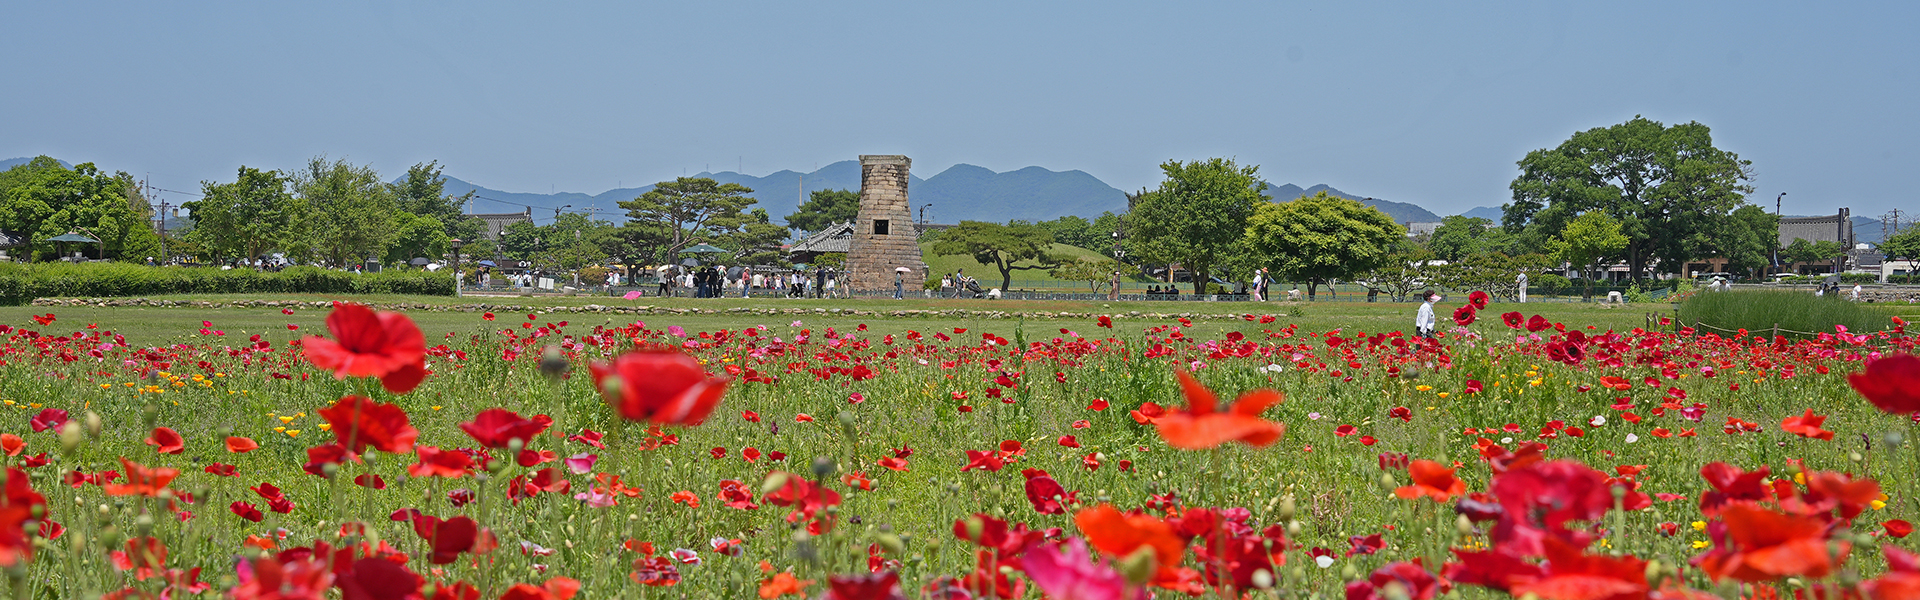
[3,1,1914,218]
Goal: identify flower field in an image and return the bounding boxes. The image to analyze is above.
[0,299,1915,599]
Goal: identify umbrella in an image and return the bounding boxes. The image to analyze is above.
[409,257,432,266]
[680,244,729,255]
[47,233,99,243]
[623,290,643,300]
[895,266,912,273]
[727,266,744,281]
[680,258,700,266]
[477,260,497,267]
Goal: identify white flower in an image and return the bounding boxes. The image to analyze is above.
[1589,416,1606,427]
[1261,363,1285,373]
[1500,437,1514,444]
[1315,555,1335,569]
[1625,433,1639,444]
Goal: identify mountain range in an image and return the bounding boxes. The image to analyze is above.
[438,162,1451,228]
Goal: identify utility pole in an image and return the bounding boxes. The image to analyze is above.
[1772,192,1785,276]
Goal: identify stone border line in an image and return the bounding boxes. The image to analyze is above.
[30,297,1291,323]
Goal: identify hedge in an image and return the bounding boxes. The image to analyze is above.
[1676,289,1887,339]
[0,263,454,305]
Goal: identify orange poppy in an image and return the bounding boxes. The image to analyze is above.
[1074,504,1187,573]
[1697,504,1848,582]
[103,458,180,497]
[757,572,812,598]
[225,436,259,453]
[1779,409,1834,441]
[1395,459,1466,502]
[1153,372,1286,450]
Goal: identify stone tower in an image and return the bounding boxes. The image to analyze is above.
[845,155,925,290]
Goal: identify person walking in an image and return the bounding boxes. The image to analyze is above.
[1415,289,1439,339]
[1852,283,1863,301]
[1251,268,1265,301]
[1517,272,1528,303]
[893,270,905,299]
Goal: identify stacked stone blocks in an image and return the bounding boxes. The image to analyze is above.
[846,155,927,290]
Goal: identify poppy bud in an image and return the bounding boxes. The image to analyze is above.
[58,422,82,455]
[1251,568,1274,589]
[99,526,123,549]
[1883,431,1905,449]
[1340,564,1359,580]
[322,462,340,479]
[539,345,570,380]
[1287,520,1302,536]
[836,411,858,439]
[811,456,837,479]
[67,532,85,556]
[875,532,904,555]
[962,517,985,543]
[1848,452,1863,463]
[508,438,525,455]
[1643,559,1663,582]
[1278,495,1297,521]
[134,513,155,536]
[598,375,625,401]
[760,472,790,496]
[85,412,102,438]
[1380,473,1396,489]
[141,403,158,428]
[1117,546,1156,585]
[1383,582,1412,600]
[1456,514,1473,536]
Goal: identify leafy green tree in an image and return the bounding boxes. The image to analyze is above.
[1131,158,1268,294]
[931,220,1060,291]
[1506,116,1756,281]
[0,157,161,261]
[391,160,485,243]
[1359,240,1434,302]
[1050,257,1121,293]
[1243,191,1404,299]
[1884,225,1920,262]
[382,212,450,265]
[1699,205,1779,279]
[499,220,545,261]
[1035,215,1108,252]
[292,157,398,267]
[620,177,757,263]
[718,208,790,266]
[1550,212,1630,298]
[784,189,859,234]
[184,166,302,267]
[1426,216,1516,262]
[1783,238,1847,271]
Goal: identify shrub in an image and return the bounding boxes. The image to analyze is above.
[1533,274,1571,295]
[0,263,453,305]
[1678,289,1889,338]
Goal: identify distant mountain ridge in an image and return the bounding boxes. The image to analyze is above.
[438,161,1130,226]
[0,157,74,170]
[1263,183,1443,224]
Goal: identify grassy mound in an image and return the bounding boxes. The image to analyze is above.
[1677,289,1888,337]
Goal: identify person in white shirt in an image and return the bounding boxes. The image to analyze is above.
[1517,272,1528,303]
[1852,284,1862,301]
[1415,289,1439,338]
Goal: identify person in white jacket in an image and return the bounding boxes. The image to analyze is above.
[1415,289,1439,338]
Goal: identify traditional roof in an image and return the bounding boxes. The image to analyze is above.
[0,230,23,249]
[788,222,855,255]
[1779,211,1853,248]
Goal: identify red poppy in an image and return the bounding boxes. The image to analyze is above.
[961,450,1005,473]
[1023,471,1068,515]
[459,409,553,448]
[336,558,424,600]
[1885,519,1914,538]
[1154,371,1286,450]
[1507,539,1648,600]
[1500,312,1524,329]
[28,409,67,433]
[1464,380,1484,395]
[145,427,184,454]
[1779,409,1834,441]
[409,446,474,478]
[1696,504,1847,582]
[1395,459,1466,502]
[1129,402,1166,424]
[302,444,350,477]
[205,463,237,477]
[103,458,179,497]
[225,437,259,453]
[1526,315,1549,332]
[301,302,428,394]
[317,395,418,454]
[1849,353,1920,414]
[411,514,479,564]
[0,436,19,458]
[1097,315,1113,328]
[1468,290,1489,309]
[588,350,729,426]
[229,501,263,522]
[1452,305,1477,327]
[763,472,842,525]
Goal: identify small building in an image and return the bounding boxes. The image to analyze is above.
[787,221,854,265]
[471,209,533,241]
[0,230,23,261]
[1404,222,1442,238]
[1778,209,1855,273]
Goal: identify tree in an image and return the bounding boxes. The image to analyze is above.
[1699,205,1778,279]
[382,212,450,266]
[1549,212,1630,298]
[1359,241,1435,302]
[1035,215,1110,252]
[1243,191,1404,299]
[784,189,859,234]
[931,221,1060,291]
[391,161,485,243]
[499,220,545,261]
[1130,158,1268,294]
[185,166,301,267]
[1783,238,1847,272]
[292,157,398,267]
[620,177,757,263]
[0,157,161,262]
[1506,116,1755,281]
[1426,216,1516,262]
[1050,257,1121,294]
[1884,225,1920,262]
[718,208,790,266]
